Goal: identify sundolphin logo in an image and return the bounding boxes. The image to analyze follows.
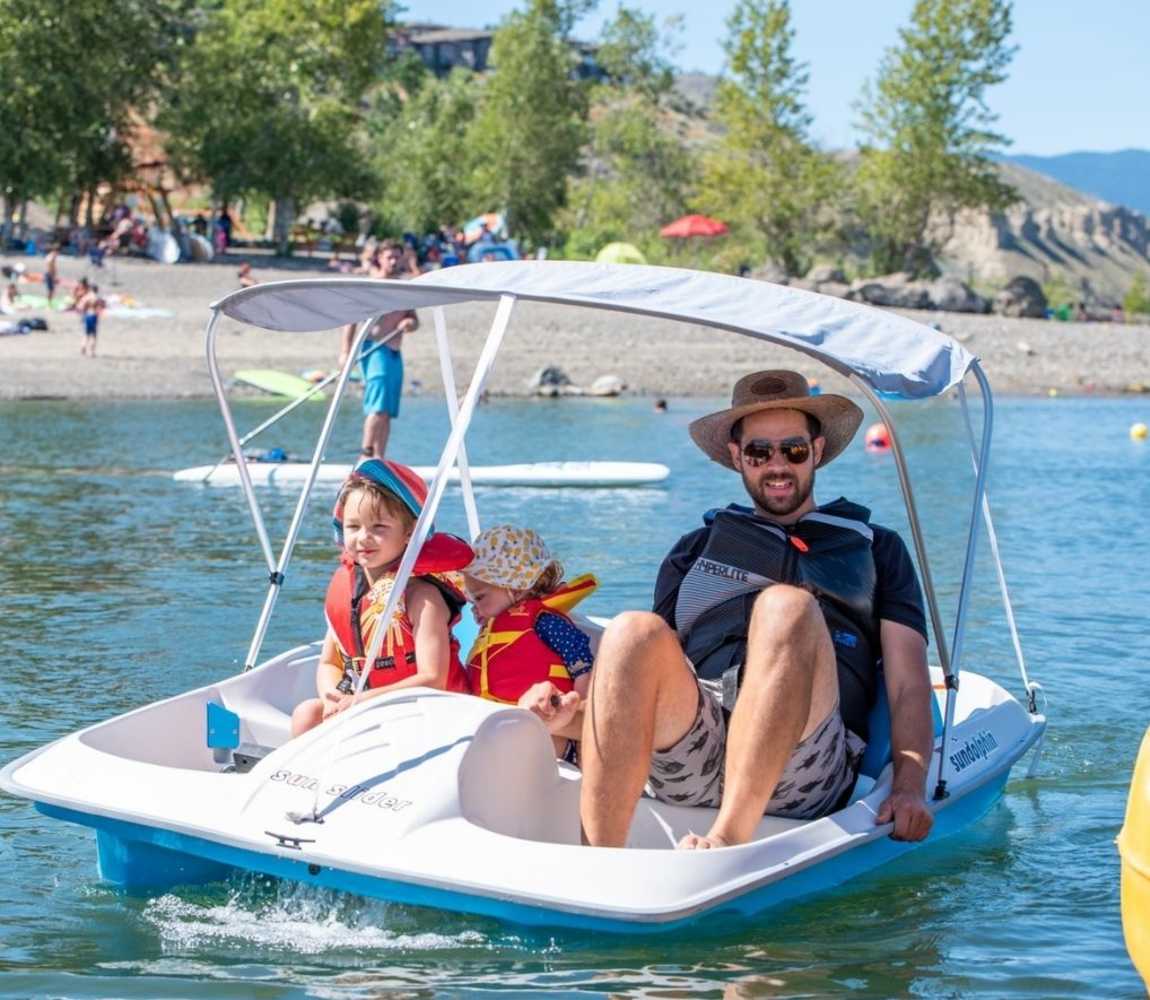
[949,729,999,772]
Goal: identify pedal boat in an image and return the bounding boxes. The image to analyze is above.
[1,262,1046,933]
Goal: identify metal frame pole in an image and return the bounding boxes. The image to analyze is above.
[849,375,955,800]
[433,306,481,539]
[300,295,518,823]
[240,317,376,671]
[205,307,276,573]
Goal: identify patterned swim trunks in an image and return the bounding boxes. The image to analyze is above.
[647,680,866,820]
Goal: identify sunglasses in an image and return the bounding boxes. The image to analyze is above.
[741,437,813,466]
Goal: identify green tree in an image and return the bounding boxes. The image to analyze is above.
[854,0,1018,275]
[1125,272,1150,317]
[693,0,841,276]
[561,6,695,259]
[0,0,183,236]
[370,69,480,234]
[162,0,390,252]
[466,0,589,245]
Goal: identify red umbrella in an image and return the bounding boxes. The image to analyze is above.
[659,214,729,238]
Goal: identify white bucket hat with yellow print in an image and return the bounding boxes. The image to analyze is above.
[465,525,562,591]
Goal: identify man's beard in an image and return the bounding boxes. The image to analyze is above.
[742,467,814,518]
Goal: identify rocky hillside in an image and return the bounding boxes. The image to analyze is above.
[933,162,1150,304]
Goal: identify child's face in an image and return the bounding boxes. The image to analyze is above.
[341,491,411,576]
[462,573,518,622]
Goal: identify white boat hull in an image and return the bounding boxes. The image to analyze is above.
[173,460,670,488]
[0,637,1043,932]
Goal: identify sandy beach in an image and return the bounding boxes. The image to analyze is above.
[2,252,1148,401]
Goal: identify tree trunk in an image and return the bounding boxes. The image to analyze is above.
[272,196,296,256]
[1,196,14,247]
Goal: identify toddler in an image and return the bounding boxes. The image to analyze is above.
[462,525,597,758]
[291,459,472,737]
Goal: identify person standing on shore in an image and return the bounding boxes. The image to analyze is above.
[43,245,60,305]
[78,283,104,357]
[339,241,418,459]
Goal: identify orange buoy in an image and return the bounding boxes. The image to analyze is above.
[864,422,891,453]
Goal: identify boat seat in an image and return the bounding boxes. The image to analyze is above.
[858,675,945,780]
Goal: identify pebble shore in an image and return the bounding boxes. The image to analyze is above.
[2,253,1148,401]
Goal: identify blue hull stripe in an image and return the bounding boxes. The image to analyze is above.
[37,774,1006,934]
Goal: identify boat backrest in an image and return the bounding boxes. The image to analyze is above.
[858,676,945,780]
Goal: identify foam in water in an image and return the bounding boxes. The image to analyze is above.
[142,877,489,956]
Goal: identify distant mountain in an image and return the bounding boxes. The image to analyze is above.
[1000,150,1150,216]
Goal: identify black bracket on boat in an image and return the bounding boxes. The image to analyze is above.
[944,674,959,690]
[268,570,285,586]
[932,779,949,801]
[265,829,316,850]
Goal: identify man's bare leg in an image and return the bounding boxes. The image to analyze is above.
[580,612,700,847]
[362,411,391,459]
[681,585,839,849]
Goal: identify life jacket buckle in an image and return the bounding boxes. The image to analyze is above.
[721,664,741,712]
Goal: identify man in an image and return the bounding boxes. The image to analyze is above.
[579,370,935,849]
[339,241,418,459]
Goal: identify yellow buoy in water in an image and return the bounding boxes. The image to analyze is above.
[1131,422,1149,441]
[1047,387,1059,398]
[1119,727,1150,990]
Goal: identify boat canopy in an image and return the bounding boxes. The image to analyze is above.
[216,261,976,400]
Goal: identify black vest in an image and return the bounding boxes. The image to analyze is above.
[674,502,880,740]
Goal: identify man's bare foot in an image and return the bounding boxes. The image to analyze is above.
[677,830,732,850]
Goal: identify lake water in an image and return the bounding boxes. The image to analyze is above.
[0,392,1146,997]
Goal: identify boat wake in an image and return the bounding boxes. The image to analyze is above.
[141,876,491,956]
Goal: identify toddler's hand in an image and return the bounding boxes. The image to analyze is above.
[321,691,354,719]
[518,682,581,733]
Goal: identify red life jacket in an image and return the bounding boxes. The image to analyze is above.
[467,574,597,704]
[324,533,473,694]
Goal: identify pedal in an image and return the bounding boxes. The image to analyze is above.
[230,743,273,773]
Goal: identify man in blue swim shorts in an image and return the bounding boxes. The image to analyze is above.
[339,241,418,459]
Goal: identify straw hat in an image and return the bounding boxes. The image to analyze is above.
[689,370,863,469]
[465,525,562,591]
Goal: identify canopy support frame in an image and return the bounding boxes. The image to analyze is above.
[301,294,518,822]
[205,307,379,671]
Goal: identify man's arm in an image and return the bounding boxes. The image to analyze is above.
[876,619,934,841]
[339,323,356,367]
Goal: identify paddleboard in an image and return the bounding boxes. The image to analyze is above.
[234,369,326,400]
[173,460,670,488]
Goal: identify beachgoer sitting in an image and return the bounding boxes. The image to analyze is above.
[290,460,473,738]
[237,261,257,288]
[461,525,597,761]
[579,370,936,849]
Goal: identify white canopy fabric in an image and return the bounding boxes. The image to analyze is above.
[216,261,976,399]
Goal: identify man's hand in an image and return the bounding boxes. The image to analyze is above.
[518,681,581,733]
[876,788,933,841]
[397,316,416,334]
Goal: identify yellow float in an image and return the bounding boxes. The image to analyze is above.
[1119,727,1150,989]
